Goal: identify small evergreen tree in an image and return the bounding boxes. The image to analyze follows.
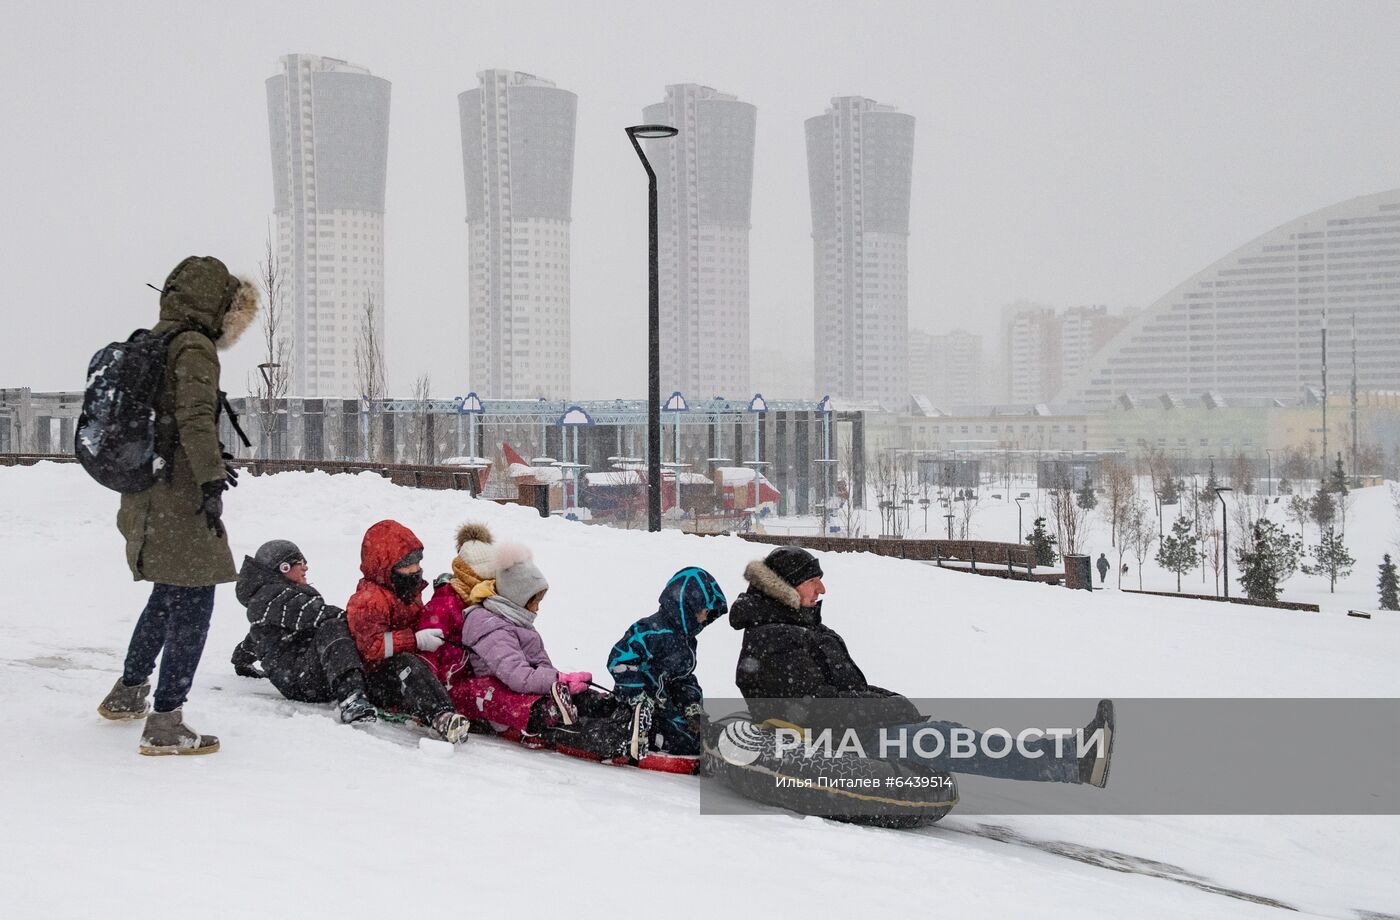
[1154,516,1199,592]
[1278,476,1293,496]
[1302,528,1354,594]
[1205,462,1220,493]
[1310,487,1335,530]
[1076,480,1098,511]
[1159,476,1180,505]
[1327,452,1349,497]
[1379,554,1399,611]
[1026,516,1058,567]
[1235,519,1303,602]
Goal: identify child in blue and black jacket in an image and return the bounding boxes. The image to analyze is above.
[605,567,727,758]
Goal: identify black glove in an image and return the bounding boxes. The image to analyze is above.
[197,480,226,538]
[220,451,239,488]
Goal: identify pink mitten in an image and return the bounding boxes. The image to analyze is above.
[563,671,592,694]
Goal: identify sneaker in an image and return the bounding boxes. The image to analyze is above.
[338,691,377,725]
[550,681,579,726]
[1077,699,1115,788]
[139,708,219,756]
[431,710,471,744]
[97,677,151,721]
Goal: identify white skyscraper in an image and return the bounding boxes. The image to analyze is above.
[460,70,577,399]
[642,84,757,399]
[266,54,390,398]
[806,97,915,411]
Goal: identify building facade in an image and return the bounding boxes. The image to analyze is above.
[1001,301,1059,405]
[1059,189,1400,407]
[911,327,986,409]
[642,84,757,400]
[806,96,915,412]
[460,70,577,399]
[266,54,391,398]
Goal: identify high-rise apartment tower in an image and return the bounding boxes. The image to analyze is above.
[806,96,915,411]
[642,84,757,399]
[266,54,391,398]
[460,69,577,398]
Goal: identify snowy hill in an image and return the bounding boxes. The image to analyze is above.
[1,462,1396,919]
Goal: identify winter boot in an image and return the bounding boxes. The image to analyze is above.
[97,677,151,721]
[230,639,265,679]
[430,710,471,744]
[139,708,220,756]
[1077,699,1115,788]
[627,699,655,762]
[550,681,579,726]
[338,691,377,725]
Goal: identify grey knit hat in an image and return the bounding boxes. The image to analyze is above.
[492,543,549,607]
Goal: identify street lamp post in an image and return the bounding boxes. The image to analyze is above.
[1214,486,1234,598]
[1015,497,1025,544]
[626,123,678,532]
[1265,448,1273,497]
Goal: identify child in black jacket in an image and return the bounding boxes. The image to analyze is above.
[231,539,375,723]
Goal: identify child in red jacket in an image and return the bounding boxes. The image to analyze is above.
[345,520,469,744]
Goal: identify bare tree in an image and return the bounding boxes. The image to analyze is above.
[1102,455,1134,548]
[1048,481,1090,556]
[956,487,982,540]
[1229,451,1254,495]
[871,445,901,537]
[250,231,290,459]
[409,373,433,465]
[354,291,386,462]
[1123,498,1156,590]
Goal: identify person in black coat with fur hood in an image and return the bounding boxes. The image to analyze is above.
[729,546,1117,787]
[231,539,375,723]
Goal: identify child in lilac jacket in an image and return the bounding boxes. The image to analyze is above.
[458,543,591,738]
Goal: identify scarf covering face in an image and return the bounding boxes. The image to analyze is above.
[482,595,536,630]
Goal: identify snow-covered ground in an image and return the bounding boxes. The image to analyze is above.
[765,477,1400,613]
[2,462,1397,918]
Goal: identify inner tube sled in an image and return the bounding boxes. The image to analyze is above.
[702,717,957,829]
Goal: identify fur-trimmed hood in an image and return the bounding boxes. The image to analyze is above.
[728,559,823,631]
[156,255,258,349]
[741,559,801,609]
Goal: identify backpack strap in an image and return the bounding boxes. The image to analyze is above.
[219,390,253,450]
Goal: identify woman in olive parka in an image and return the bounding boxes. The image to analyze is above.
[97,255,258,756]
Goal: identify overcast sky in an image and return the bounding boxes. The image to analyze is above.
[3,0,1397,399]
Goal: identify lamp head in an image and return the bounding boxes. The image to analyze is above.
[626,124,678,139]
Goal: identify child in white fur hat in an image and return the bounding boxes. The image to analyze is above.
[417,523,498,711]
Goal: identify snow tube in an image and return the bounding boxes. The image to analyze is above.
[702,717,958,829]
[483,724,701,775]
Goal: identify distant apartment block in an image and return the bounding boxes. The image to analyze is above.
[911,327,986,409]
[806,96,915,411]
[643,84,757,399]
[460,70,577,398]
[267,54,391,398]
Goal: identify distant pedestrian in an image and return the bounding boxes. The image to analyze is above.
[96,256,259,755]
[1096,553,1110,585]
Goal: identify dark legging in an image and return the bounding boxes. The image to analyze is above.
[364,654,454,722]
[121,584,216,713]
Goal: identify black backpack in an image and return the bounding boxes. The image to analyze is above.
[75,327,206,494]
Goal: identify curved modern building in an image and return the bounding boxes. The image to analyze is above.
[267,54,391,398]
[1059,189,1400,408]
[460,70,577,399]
[643,84,757,400]
[807,97,915,411]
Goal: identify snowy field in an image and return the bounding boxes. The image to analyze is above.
[2,462,1397,919]
[764,477,1400,614]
